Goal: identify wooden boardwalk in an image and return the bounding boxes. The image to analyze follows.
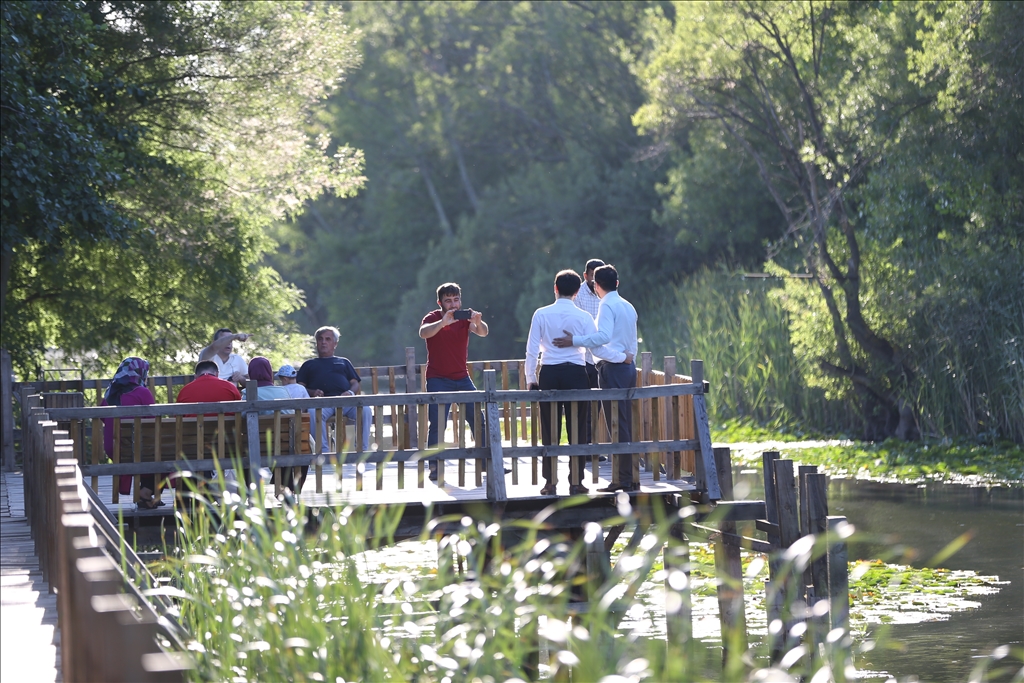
[1,470,62,682]
[92,455,697,516]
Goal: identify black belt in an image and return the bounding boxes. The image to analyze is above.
[597,359,634,367]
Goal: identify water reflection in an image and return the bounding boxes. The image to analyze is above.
[355,478,1022,682]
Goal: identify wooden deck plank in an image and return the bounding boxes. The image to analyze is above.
[1,470,62,682]
[86,452,696,514]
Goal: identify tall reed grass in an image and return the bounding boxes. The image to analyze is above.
[640,270,852,432]
[162,477,873,682]
[641,269,1024,443]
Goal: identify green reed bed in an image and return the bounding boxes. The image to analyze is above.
[153,475,1022,682]
[641,269,1024,445]
[753,439,1024,485]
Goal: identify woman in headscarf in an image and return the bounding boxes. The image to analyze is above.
[242,356,306,492]
[241,357,290,413]
[102,357,158,507]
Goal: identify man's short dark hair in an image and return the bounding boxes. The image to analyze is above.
[593,264,618,292]
[555,270,583,297]
[195,360,219,376]
[213,327,232,341]
[585,258,605,273]
[436,282,461,301]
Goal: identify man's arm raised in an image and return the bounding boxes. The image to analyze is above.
[419,309,455,339]
[469,310,488,337]
[198,332,249,362]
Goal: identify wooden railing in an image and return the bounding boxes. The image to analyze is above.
[38,356,720,503]
[21,408,191,680]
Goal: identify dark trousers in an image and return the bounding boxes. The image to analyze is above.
[539,363,591,486]
[427,375,484,476]
[598,360,636,484]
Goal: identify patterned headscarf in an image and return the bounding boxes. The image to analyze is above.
[104,357,150,406]
[248,357,275,388]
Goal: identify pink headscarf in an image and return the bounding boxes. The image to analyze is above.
[248,357,275,387]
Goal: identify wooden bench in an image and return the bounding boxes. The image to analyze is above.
[88,411,314,503]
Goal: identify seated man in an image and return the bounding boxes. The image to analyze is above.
[275,364,309,399]
[198,328,250,384]
[176,360,242,482]
[177,360,243,404]
[296,326,372,453]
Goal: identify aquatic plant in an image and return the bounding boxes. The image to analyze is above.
[156,473,1020,682]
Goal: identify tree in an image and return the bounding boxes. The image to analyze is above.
[1,1,142,323]
[272,1,780,363]
[1,1,365,375]
[636,1,933,438]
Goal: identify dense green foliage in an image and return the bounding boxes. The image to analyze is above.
[1,1,364,375]
[4,0,1020,442]
[267,1,782,363]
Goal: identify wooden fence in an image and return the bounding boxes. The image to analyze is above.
[21,407,191,680]
[28,354,719,505]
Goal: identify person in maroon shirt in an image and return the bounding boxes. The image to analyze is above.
[102,357,157,506]
[418,282,489,480]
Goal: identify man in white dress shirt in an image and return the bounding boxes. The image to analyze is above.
[553,264,639,492]
[527,269,623,495]
[574,258,605,389]
[198,328,250,384]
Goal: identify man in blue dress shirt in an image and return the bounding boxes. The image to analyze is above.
[553,264,639,492]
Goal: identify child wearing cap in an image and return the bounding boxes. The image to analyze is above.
[276,364,310,399]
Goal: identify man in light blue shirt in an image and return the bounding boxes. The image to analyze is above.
[526,269,626,496]
[553,264,638,492]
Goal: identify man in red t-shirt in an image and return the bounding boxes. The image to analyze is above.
[177,360,243,405]
[176,360,242,483]
[418,282,489,480]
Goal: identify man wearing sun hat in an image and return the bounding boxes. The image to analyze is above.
[275,364,310,399]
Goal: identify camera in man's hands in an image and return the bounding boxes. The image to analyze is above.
[452,309,473,320]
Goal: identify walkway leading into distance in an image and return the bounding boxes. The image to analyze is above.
[1,469,62,682]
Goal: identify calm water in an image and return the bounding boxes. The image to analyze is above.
[358,475,1023,681]
[828,479,1023,682]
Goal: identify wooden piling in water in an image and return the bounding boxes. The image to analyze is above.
[664,518,692,657]
[713,447,747,669]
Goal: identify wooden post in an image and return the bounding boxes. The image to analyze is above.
[663,356,678,479]
[761,450,783,661]
[483,370,506,502]
[806,472,831,658]
[827,516,850,634]
[690,360,720,501]
[798,464,817,605]
[713,447,747,670]
[665,520,692,659]
[641,351,652,448]
[1,349,14,471]
[774,459,801,657]
[585,522,610,599]
[245,380,261,497]
[405,347,419,448]
[19,385,36,500]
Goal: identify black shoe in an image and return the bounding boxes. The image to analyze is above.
[428,468,439,482]
[598,482,637,493]
[539,483,558,496]
[568,484,589,496]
